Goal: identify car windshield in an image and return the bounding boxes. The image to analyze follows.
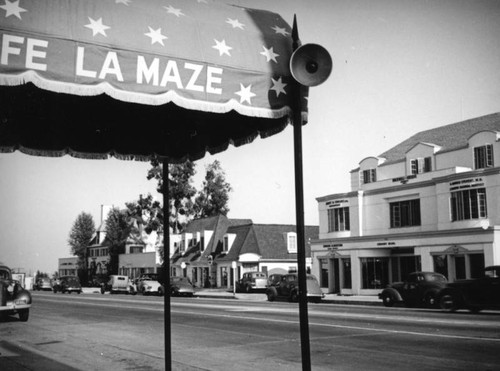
[65,277,79,285]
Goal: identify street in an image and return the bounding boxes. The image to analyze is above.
[1,291,500,370]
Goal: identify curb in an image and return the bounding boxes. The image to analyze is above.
[193,292,382,306]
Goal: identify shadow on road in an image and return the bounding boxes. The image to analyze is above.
[0,341,80,371]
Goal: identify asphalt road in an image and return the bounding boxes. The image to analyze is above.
[1,291,500,370]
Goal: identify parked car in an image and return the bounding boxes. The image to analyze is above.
[101,275,136,295]
[53,275,82,294]
[266,273,324,303]
[236,272,268,293]
[34,277,52,291]
[0,265,32,322]
[378,272,448,308]
[136,273,163,296]
[437,266,500,313]
[169,276,195,297]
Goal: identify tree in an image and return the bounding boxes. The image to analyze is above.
[104,207,133,275]
[68,212,95,284]
[147,159,197,233]
[194,160,232,218]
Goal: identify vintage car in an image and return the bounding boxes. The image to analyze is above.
[101,275,137,295]
[378,272,448,308]
[34,277,52,291]
[136,273,163,296]
[0,265,32,321]
[169,276,195,297]
[438,266,500,313]
[53,275,82,294]
[266,273,324,303]
[236,272,268,293]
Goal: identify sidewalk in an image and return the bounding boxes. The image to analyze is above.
[193,288,382,306]
[81,287,382,306]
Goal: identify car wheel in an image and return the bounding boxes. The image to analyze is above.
[439,294,458,312]
[100,287,105,295]
[382,293,395,307]
[424,292,437,308]
[289,290,299,302]
[18,309,29,322]
[266,288,277,302]
[469,305,483,314]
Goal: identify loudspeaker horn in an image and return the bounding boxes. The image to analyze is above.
[290,43,332,87]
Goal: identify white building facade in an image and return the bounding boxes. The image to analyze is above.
[311,113,500,295]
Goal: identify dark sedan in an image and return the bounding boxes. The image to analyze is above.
[379,272,447,308]
[266,273,324,303]
[438,265,500,313]
[170,276,194,297]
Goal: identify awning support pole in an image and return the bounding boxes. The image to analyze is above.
[163,158,171,370]
[291,15,312,371]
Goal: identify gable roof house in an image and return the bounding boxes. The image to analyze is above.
[170,215,319,289]
[312,112,500,296]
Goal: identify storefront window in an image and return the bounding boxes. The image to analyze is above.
[469,254,485,278]
[320,259,328,288]
[455,255,466,279]
[361,257,389,289]
[342,258,351,289]
[433,255,448,277]
[391,256,421,282]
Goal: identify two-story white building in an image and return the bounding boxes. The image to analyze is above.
[311,113,500,296]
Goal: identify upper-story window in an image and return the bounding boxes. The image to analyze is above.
[450,188,487,221]
[390,199,421,228]
[223,233,236,253]
[361,169,376,184]
[411,157,432,174]
[287,232,297,253]
[474,144,493,169]
[327,207,350,232]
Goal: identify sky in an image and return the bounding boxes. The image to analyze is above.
[1,0,500,275]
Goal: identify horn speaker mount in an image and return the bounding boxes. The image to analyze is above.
[290,43,332,87]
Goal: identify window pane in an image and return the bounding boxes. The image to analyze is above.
[455,256,466,280]
[433,255,448,277]
[361,258,389,289]
[469,254,485,278]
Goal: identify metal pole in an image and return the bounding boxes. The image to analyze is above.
[291,15,311,371]
[162,158,171,370]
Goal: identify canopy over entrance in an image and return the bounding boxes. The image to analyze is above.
[0,0,306,162]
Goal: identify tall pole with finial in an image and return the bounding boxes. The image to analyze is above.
[291,14,312,371]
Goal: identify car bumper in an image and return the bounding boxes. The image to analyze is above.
[0,301,31,313]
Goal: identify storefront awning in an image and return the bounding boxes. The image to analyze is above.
[0,0,306,162]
